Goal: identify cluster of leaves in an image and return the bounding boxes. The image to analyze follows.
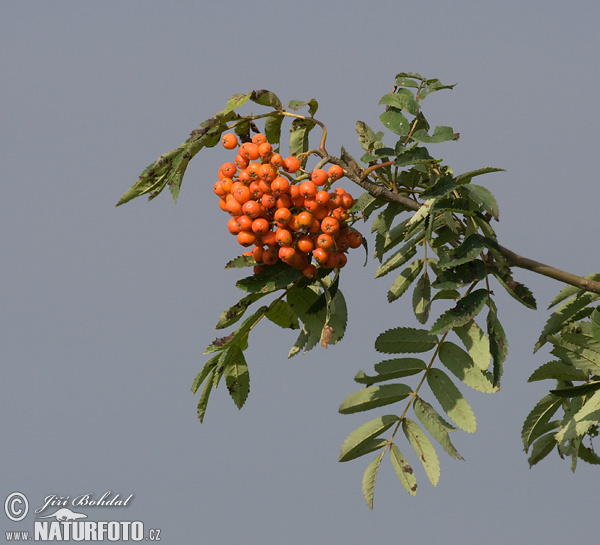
[119,71,600,508]
[522,280,600,469]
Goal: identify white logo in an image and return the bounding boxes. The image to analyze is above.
[36,507,87,521]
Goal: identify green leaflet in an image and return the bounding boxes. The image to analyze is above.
[287,284,347,357]
[534,292,600,352]
[374,243,417,278]
[339,384,413,415]
[225,254,256,269]
[389,443,418,496]
[250,89,284,110]
[264,113,284,147]
[413,397,463,460]
[431,260,486,291]
[288,98,319,116]
[550,331,600,375]
[427,368,477,433]
[438,341,497,393]
[459,184,500,221]
[402,418,440,487]
[222,345,250,409]
[388,260,424,302]
[196,368,216,423]
[421,176,457,198]
[379,89,420,116]
[412,126,457,144]
[236,262,302,293]
[547,273,600,308]
[521,394,562,451]
[430,289,488,336]
[527,360,588,383]
[592,308,600,341]
[454,167,505,186]
[362,451,385,509]
[454,321,491,371]
[407,198,435,227]
[412,272,432,324]
[354,358,427,385]
[339,415,398,462]
[491,268,537,310]
[379,107,411,136]
[528,433,557,467]
[486,306,508,386]
[551,382,600,398]
[289,118,315,159]
[375,327,438,354]
[204,306,267,354]
[356,120,385,153]
[191,355,219,395]
[265,299,300,330]
[437,235,485,269]
[216,292,267,329]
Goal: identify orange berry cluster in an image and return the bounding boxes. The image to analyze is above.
[214,132,363,279]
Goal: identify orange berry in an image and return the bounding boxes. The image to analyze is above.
[238,169,251,184]
[270,154,284,168]
[297,211,313,229]
[258,163,277,182]
[236,215,253,232]
[237,230,256,247]
[287,214,300,231]
[220,177,234,194]
[261,230,277,246]
[261,193,276,209]
[213,181,226,197]
[275,228,293,246]
[302,264,318,279]
[220,162,237,178]
[316,233,335,250]
[221,133,238,150]
[282,156,301,173]
[252,245,264,262]
[275,194,292,209]
[258,142,273,159]
[262,246,279,265]
[247,162,261,180]
[274,208,292,227]
[278,246,297,263]
[218,198,228,212]
[227,216,241,235]
[332,207,350,222]
[321,216,340,235]
[341,193,355,210]
[313,247,329,265]
[253,264,267,274]
[233,184,251,204]
[347,230,363,249]
[234,154,250,170]
[248,181,263,200]
[312,204,329,221]
[311,168,328,186]
[252,133,267,146]
[239,142,260,160]
[226,198,243,216]
[315,190,330,205]
[242,200,261,219]
[252,218,270,235]
[296,235,315,254]
[298,180,317,199]
[327,164,344,181]
[271,176,290,196]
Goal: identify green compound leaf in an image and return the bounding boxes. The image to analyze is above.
[339,415,398,462]
[412,272,432,324]
[528,433,557,467]
[339,383,413,415]
[453,320,491,371]
[375,327,438,354]
[362,451,386,510]
[388,260,424,302]
[527,360,588,383]
[414,397,463,460]
[521,394,562,451]
[389,443,418,496]
[222,345,250,410]
[265,299,300,330]
[430,289,488,336]
[354,358,427,385]
[427,368,477,433]
[438,341,497,393]
[459,183,500,221]
[403,418,441,487]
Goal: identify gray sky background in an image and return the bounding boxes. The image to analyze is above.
[2,1,599,543]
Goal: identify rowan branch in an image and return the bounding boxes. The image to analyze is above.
[343,170,600,296]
